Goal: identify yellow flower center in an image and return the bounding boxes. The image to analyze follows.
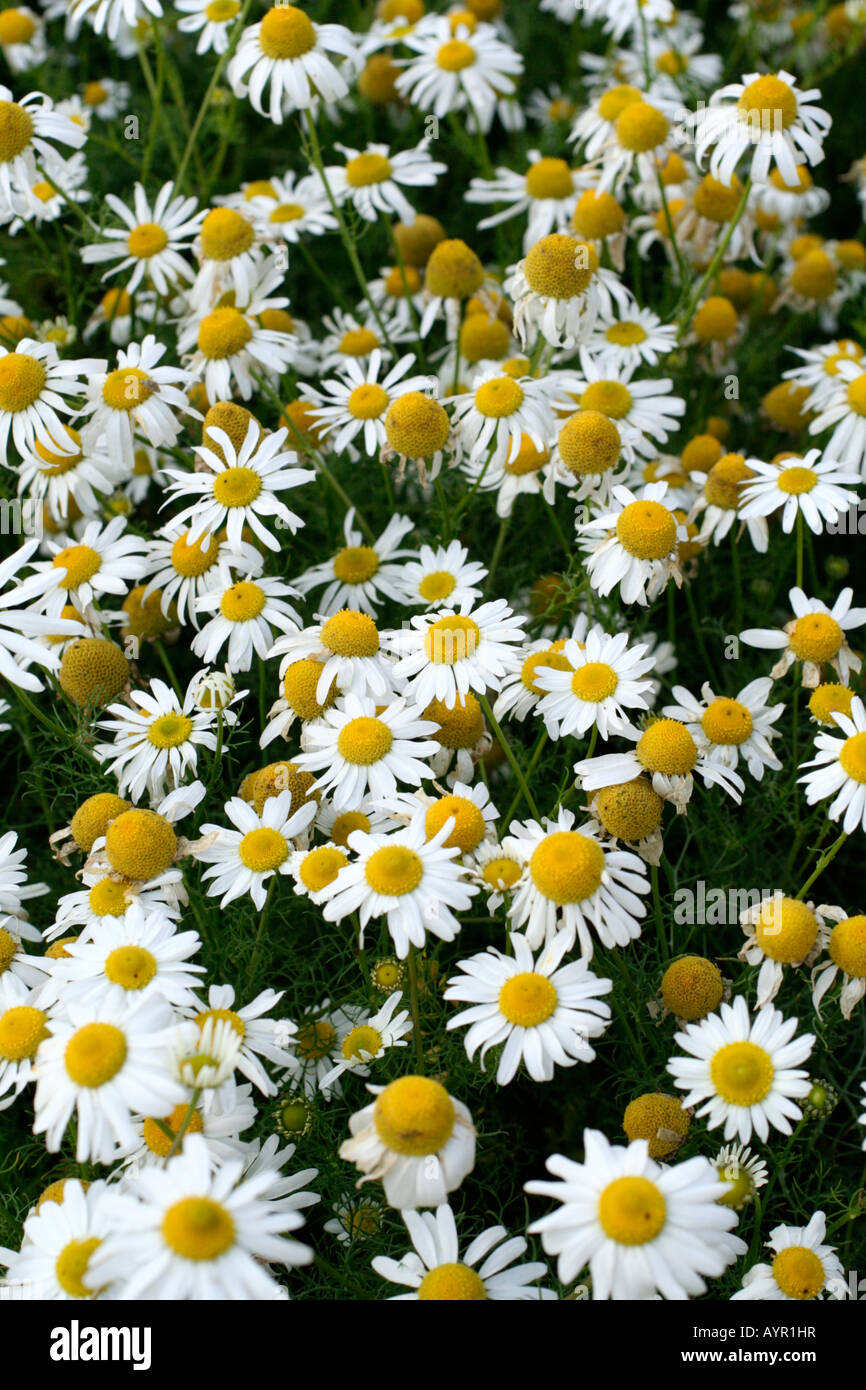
[220,580,266,622]
[337,715,393,766]
[104,945,158,990]
[623,1093,690,1159]
[269,202,305,224]
[425,794,485,852]
[298,845,348,893]
[339,327,380,356]
[594,777,664,841]
[0,928,15,974]
[846,374,866,415]
[105,808,177,880]
[213,465,262,509]
[529,830,605,904]
[777,465,817,495]
[205,0,239,19]
[35,426,83,474]
[283,657,336,719]
[738,74,798,130]
[598,1176,666,1245]
[53,543,102,590]
[162,1197,235,1261]
[772,1246,825,1300]
[580,380,632,419]
[637,719,697,775]
[418,569,456,602]
[524,234,593,299]
[0,1004,47,1060]
[373,1075,456,1155]
[661,955,724,1019]
[55,1238,103,1299]
[424,613,480,664]
[64,1022,127,1087]
[808,682,853,727]
[605,321,647,347]
[616,101,669,152]
[198,307,253,359]
[384,391,450,457]
[789,612,843,663]
[88,877,131,916]
[498,972,557,1027]
[693,174,742,223]
[791,250,837,302]
[295,1019,336,1058]
[710,1040,774,1105]
[238,826,288,872]
[616,499,677,559]
[571,661,618,703]
[0,350,45,412]
[127,222,168,259]
[823,342,862,376]
[572,188,624,239]
[418,1263,487,1300]
[520,644,571,693]
[597,84,643,123]
[143,1103,204,1157]
[321,608,380,656]
[424,693,483,748]
[460,312,510,363]
[345,152,392,187]
[0,100,33,163]
[436,38,475,70]
[701,697,753,746]
[504,434,550,475]
[384,264,422,298]
[365,844,424,896]
[103,365,154,412]
[196,1006,245,1041]
[341,1024,382,1060]
[333,543,380,584]
[693,296,738,342]
[372,958,401,989]
[171,531,219,578]
[840,730,866,783]
[201,205,256,262]
[829,916,866,977]
[347,383,389,421]
[474,376,524,418]
[755,896,817,962]
[148,713,193,749]
[481,855,522,890]
[525,157,574,200]
[0,10,36,43]
[559,411,621,476]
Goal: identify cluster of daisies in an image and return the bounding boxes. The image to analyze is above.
[0,0,864,1303]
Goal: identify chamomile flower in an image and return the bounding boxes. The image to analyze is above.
[575,716,747,813]
[526,1129,746,1299]
[198,790,317,911]
[395,540,486,610]
[810,905,866,1019]
[339,1075,476,1208]
[449,367,561,468]
[535,629,655,740]
[186,206,262,311]
[141,523,261,630]
[465,150,586,252]
[78,335,196,472]
[93,677,218,803]
[799,695,866,833]
[2,1179,114,1300]
[806,357,866,472]
[0,85,86,212]
[503,808,649,959]
[387,598,525,710]
[87,1134,312,1299]
[318,993,412,1092]
[739,895,824,1008]
[165,418,314,552]
[713,1142,768,1210]
[739,449,860,534]
[318,812,478,958]
[662,678,785,781]
[319,308,400,374]
[740,586,866,687]
[667,994,815,1144]
[0,972,47,1110]
[16,426,117,521]
[269,610,395,709]
[81,182,204,296]
[175,0,244,55]
[228,4,357,124]
[505,232,601,350]
[179,283,303,403]
[732,1212,844,1301]
[586,305,678,370]
[783,338,864,408]
[445,929,611,1084]
[242,170,337,244]
[0,337,100,463]
[690,70,831,188]
[373,1204,555,1300]
[0,8,45,73]
[32,995,185,1163]
[395,17,523,133]
[122,1078,257,1170]
[325,141,446,224]
[467,838,524,912]
[47,871,182,943]
[569,356,686,459]
[37,515,148,618]
[293,693,438,810]
[301,352,431,460]
[187,984,299,1097]
[294,508,415,616]
[0,539,87,692]
[578,483,685,608]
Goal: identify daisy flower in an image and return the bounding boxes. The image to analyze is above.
[662,678,785,781]
[387,598,526,710]
[577,0,674,42]
[121,1077,257,1171]
[806,357,866,472]
[739,449,860,534]
[445,929,612,1085]
[569,355,686,459]
[188,984,299,1097]
[2,1180,114,1300]
[713,1142,768,1210]
[186,205,263,311]
[81,181,204,295]
[575,716,746,812]
[32,995,184,1163]
[93,677,218,803]
[293,692,438,811]
[373,1204,556,1301]
[577,483,685,608]
[164,418,315,552]
[535,628,655,741]
[175,0,243,54]
[504,232,602,350]
[37,515,148,618]
[740,586,866,687]
[394,539,487,610]
[0,539,83,692]
[324,140,446,224]
[141,522,262,630]
[38,901,204,1012]
[318,993,412,1092]
[16,425,118,522]
[197,790,317,911]
[466,838,525,913]
[732,1212,844,1302]
[811,905,866,1019]
[300,351,431,460]
[293,508,414,616]
[242,171,337,244]
[799,695,866,833]
[0,85,86,212]
[287,998,357,1099]
[395,17,523,133]
[319,308,400,374]
[227,4,357,124]
[448,367,562,468]
[586,304,678,370]
[339,1075,476,1208]
[193,573,302,673]
[47,869,182,943]
[87,1134,312,1300]
[0,8,46,74]
[179,274,304,403]
[379,779,499,860]
[0,337,100,463]
[783,338,864,409]
[667,994,815,1144]
[491,636,573,726]
[503,808,649,959]
[78,335,196,472]
[465,150,586,252]
[739,895,824,1008]
[318,812,478,958]
[690,70,831,188]
[0,973,47,1110]
[526,1129,746,1300]
[268,610,395,709]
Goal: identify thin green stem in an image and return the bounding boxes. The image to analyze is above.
[676,176,752,337]
[795,831,847,901]
[165,1088,202,1162]
[407,947,425,1073]
[248,877,277,983]
[479,694,540,821]
[174,0,254,192]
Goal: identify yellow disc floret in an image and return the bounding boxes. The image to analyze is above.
[373,1075,456,1155]
[529,831,605,904]
[162,1197,235,1260]
[710,1040,774,1105]
[616,500,677,559]
[365,845,424,896]
[64,1022,127,1087]
[661,955,724,1019]
[623,1093,690,1158]
[598,1176,666,1245]
[498,972,557,1027]
[772,1246,825,1300]
[105,808,177,881]
[594,778,664,842]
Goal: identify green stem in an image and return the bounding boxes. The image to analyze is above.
[795,832,847,901]
[504,727,548,825]
[165,1088,202,1162]
[676,177,752,337]
[248,877,277,983]
[479,694,540,821]
[795,510,804,590]
[651,863,666,961]
[155,640,183,701]
[485,514,510,593]
[407,947,425,1074]
[174,0,254,193]
[730,526,743,636]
